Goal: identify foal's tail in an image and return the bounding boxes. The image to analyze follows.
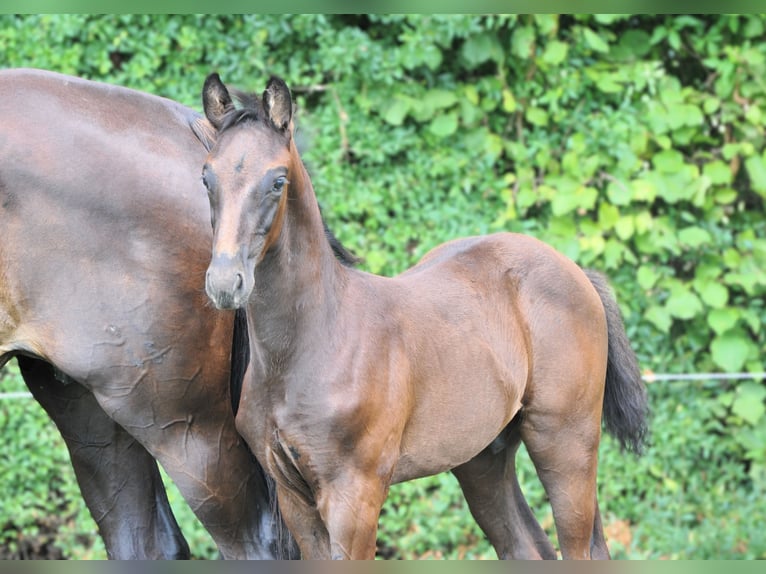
[585,270,649,454]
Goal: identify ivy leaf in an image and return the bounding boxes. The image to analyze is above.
[678,227,712,248]
[463,32,504,68]
[731,382,766,425]
[511,25,536,60]
[606,181,631,206]
[382,95,412,126]
[745,153,766,198]
[501,89,517,113]
[708,308,740,334]
[525,107,549,127]
[695,281,729,308]
[428,112,458,137]
[665,285,703,319]
[703,160,732,185]
[710,329,753,373]
[542,40,568,65]
[637,265,659,290]
[653,149,685,173]
[645,305,672,332]
[583,28,610,53]
[422,89,458,113]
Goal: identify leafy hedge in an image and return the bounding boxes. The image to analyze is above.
[0,14,764,559]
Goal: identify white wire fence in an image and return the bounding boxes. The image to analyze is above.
[1,371,765,401]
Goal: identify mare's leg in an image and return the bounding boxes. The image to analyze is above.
[521,402,607,560]
[17,356,189,559]
[452,423,557,559]
[91,368,294,559]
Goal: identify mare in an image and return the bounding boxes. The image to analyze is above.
[0,68,306,559]
[201,74,649,560]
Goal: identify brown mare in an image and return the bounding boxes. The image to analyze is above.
[0,68,302,559]
[200,74,649,560]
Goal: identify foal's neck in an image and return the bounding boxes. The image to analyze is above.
[247,152,343,364]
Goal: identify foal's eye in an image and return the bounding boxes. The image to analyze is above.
[271,176,288,194]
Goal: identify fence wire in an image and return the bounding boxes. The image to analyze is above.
[1,372,765,401]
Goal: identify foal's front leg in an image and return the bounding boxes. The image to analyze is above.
[316,471,389,560]
[277,471,386,559]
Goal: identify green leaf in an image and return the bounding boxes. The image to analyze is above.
[714,187,738,204]
[462,32,504,68]
[744,15,765,38]
[731,382,766,425]
[695,281,729,308]
[614,216,635,240]
[596,74,623,94]
[501,89,517,113]
[423,89,458,111]
[653,149,685,173]
[511,25,536,60]
[606,181,632,206]
[583,28,609,53]
[665,285,703,319]
[645,305,672,331]
[703,160,732,185]
[678,227,712,248]
[598,202,620,230]
[525,107,549,127]
[631,179,657,202]
[382,95,412,126]
[550,185,597,216]
[637,265,659,290]
[428,112,458,137]
[542,40,568,65]
[745,153,766,197]
[617,29,651,57]
[708,307,740,334]
[711,329,753,373]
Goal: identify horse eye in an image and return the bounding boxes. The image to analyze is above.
[272,176,288,194]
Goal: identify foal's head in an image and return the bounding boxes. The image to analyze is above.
[201,74,295,309]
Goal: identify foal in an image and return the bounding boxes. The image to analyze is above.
[201,74,648,560]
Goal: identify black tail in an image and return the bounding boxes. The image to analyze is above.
[585,270,649,454]
[229,308,299,559]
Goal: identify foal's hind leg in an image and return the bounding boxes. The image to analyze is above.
[452,423,557,559]
[521,404,607,559]
[18,356,189,559]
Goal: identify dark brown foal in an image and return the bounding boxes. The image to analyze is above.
[200,73,647,560]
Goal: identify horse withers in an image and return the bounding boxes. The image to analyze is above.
[200,73,648,560]
[0,68,299,559]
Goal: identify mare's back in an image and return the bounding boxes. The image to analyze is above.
[0,69,221,380]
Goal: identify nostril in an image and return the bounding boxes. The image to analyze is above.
[234,272,244,291]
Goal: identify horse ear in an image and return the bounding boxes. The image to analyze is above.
[202,72,234,131]
[263,76,293,133]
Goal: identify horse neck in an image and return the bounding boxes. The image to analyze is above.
[247,151,343,363]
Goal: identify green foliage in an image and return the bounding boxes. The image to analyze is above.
[0,364,104,559]
[1,14,765,559]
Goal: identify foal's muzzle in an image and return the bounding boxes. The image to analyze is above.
[205,253,250,310]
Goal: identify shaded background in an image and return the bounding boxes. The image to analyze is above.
[0,14,764,558]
